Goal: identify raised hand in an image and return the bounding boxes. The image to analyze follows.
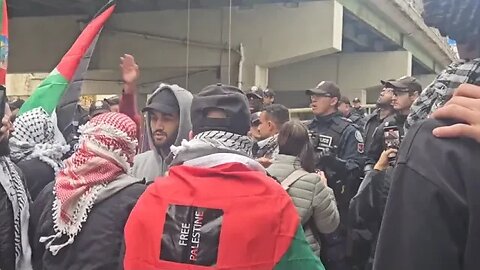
[120,54,140,86]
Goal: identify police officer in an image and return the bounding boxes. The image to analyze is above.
[338,96,366,134]
[306,81,365,270]
[365,76,422,170]
[351,98,366,117]
[364,80,395,157]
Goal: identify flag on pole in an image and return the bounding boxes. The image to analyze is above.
[19,0,116,121]
[0,0,9,86]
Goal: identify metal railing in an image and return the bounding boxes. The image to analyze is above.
[289,104,377,120]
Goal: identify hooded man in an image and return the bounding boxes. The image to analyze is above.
[124,83,325,270]
[29,112,145,270]
[132,84,193,182]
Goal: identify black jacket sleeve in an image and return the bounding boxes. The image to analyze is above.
[373,164,463,270]
[0,186,15,270]
[348,168,392,268]
[365,125,383,166]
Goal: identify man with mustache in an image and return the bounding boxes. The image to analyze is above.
[132,84,193,182]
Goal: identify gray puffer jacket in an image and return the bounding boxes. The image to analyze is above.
[267,154,340,257]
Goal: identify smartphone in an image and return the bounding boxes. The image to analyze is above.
[383,126,400,165]
[0,86,6,128]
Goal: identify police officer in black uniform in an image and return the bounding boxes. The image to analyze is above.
[306,81,365,270]
[338,96,366,134]
[351,98,366,117]
[365,76,422,170]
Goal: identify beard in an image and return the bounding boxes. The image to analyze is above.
[154,130,179,155]
[0,137,10,157]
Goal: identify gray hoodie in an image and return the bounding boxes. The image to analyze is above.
[132,84,193,182]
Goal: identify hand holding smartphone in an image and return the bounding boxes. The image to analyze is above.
[383,126,401,165]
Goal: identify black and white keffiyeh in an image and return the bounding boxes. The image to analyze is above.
[406,58,480,130]
[0,156,32,270]
[170,130,254,166]
[9,107,69,172]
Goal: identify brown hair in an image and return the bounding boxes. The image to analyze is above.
[278,120,315,173]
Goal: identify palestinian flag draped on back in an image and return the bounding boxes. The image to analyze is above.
[124,163,325,270]
[0,0,8,85]
[18,0,116,141]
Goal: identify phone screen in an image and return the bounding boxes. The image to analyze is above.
[384,127,400,150]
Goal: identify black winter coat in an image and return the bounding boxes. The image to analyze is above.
[374,119,480,270]
[29,180,145,270]
[0,164,28,270]
[16,158,55,201]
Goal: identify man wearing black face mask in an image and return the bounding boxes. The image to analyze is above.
[0,103,32,270]
[245,86,264,113]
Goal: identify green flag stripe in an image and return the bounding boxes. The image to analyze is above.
[274,226,325,270]
[18,69,69,115]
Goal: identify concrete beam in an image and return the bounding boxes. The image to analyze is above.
[269,51,412,100]
[338,0,453,71]
[10,1,342,78]
[229,1,343,68]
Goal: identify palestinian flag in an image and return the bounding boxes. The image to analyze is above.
[0,0,8,85]
[18,0,116,139]
[124,163,325,270]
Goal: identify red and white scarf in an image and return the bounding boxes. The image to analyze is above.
[40,112,138,255]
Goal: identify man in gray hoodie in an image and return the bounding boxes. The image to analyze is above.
[132,84,193,182]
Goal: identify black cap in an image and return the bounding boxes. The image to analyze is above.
[339,96,351,105]
[245,86,263,100]
[142,89,180,115]
[191,83,250,136]
[89,100,111,118]
[263,88,275,97]
[352,97,361,103]
[305,81,341,99]
[104,96,120,106]
[250,112,261,126]
[382,76,423,93]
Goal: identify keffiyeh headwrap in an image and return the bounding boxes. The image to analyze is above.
[406,58,480,129]
[9,107,69,172]
[39,112,138,255]
[0,156,32,270]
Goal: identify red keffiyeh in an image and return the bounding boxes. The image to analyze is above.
[40,112,138,255]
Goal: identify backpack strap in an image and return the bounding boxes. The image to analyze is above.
[281,170,310,191]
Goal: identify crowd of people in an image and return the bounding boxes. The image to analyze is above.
[0,0,479,269]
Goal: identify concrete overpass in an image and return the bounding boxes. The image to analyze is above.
[6,0,456,108]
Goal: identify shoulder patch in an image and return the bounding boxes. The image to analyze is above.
[355,130,364,143]
[356,130,365,153]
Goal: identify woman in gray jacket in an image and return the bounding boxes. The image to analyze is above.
[267,120,340,257]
